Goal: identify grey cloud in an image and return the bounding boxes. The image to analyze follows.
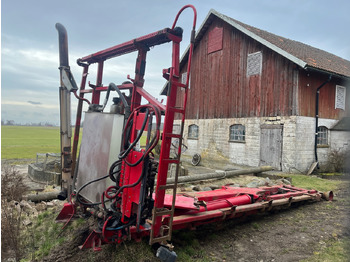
[27,101,42,105]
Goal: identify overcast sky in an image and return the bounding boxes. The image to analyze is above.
[2,0,350,125]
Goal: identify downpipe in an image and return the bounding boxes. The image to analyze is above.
[314,75,332,168]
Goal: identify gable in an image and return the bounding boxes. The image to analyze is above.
[183,9,350,79]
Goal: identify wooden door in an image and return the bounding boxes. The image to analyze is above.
[260,125,283,170]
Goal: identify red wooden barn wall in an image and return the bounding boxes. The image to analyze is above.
[178,17,349,120]
[298,70,349,119]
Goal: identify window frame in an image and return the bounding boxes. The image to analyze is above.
[247,51,263,77]
[229,124,246,142]
[335,85,346,110]
[188,124,199,140]
[317,126,328,146]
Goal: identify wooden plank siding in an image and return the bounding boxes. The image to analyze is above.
[298,71,349,119]
[178,17,349,120]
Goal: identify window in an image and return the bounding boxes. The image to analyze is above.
[188,124,199,139]
[247,51,262,76]
[335,85,346,110]
[181,72,187,84]
[229,124,245,142]
[317,126,328,145]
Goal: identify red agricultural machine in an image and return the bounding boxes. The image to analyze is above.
[55,5,333,261]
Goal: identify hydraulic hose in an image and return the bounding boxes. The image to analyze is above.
[118,108,150,159]
[76,174,110,206]
[105,104,161,201]
[109,83,129,108]
[109,159,122,182]
[101,82,130,112]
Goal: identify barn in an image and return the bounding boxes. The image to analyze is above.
[174,9,350,172]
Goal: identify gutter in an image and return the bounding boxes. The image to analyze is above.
[314,75,332,167]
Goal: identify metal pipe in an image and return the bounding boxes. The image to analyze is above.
[56,23,73,199]
[314,75,332,166]
[321,191,333,201]
[163,166,273,184]
[25,191,61,202]
[55,23,69,67]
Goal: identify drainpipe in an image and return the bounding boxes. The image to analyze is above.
[314,75,332,167]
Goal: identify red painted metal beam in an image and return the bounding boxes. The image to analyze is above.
[79,28,182,64]
[91,61,104,104]
[136,87,166,111]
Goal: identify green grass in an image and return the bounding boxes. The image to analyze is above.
[319,173,343,176]
[173,230,211,261]
[283,174,341,192]
[301,238,350,262]
[21,210,66,261]
[2,126,61,159]
[1,125,151,161]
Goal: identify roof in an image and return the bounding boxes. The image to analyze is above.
[331,117,350,131]
[184,9,350,78]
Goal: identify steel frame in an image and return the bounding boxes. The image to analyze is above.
[55,5,333,254]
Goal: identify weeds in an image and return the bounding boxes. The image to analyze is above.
[1,164,28,261]
[251,222,260,230]
[1,164,28,201]
[325,149,350,173]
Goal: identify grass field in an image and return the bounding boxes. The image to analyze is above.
[1,125,151,161]
[1,126,61,160]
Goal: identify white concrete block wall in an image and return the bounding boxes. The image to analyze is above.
[317,118,338,168]
[331,131,350,152]
[181,117,262,168]
[281,117,337,172]
[280,116,297,172]
[176,116,343,173]
[293,116,316,172]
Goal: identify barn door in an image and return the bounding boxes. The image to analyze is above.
[260,125,283,170]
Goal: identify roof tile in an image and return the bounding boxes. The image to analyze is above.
[215,11,350,78]
[208,9,350,77]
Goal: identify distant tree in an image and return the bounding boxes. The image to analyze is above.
[6,120,15,126]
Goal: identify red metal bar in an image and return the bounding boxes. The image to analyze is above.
[152,39,181,238]
[136,87,166,111]
[71,64,89,176]
[130,49,147,111]
[58,183,328,250]
[91,61,104,104]
[171,5,197,31]
[283,185,317,193]
[80,28,181,64]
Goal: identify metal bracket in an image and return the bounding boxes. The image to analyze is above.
[79,231,102,251]
[60,66,78,92]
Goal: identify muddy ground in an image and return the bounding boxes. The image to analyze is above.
[10,162,350,261]
[198,183,350,262]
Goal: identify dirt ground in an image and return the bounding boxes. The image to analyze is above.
[12,163,350,261]
[196,183,350,262]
